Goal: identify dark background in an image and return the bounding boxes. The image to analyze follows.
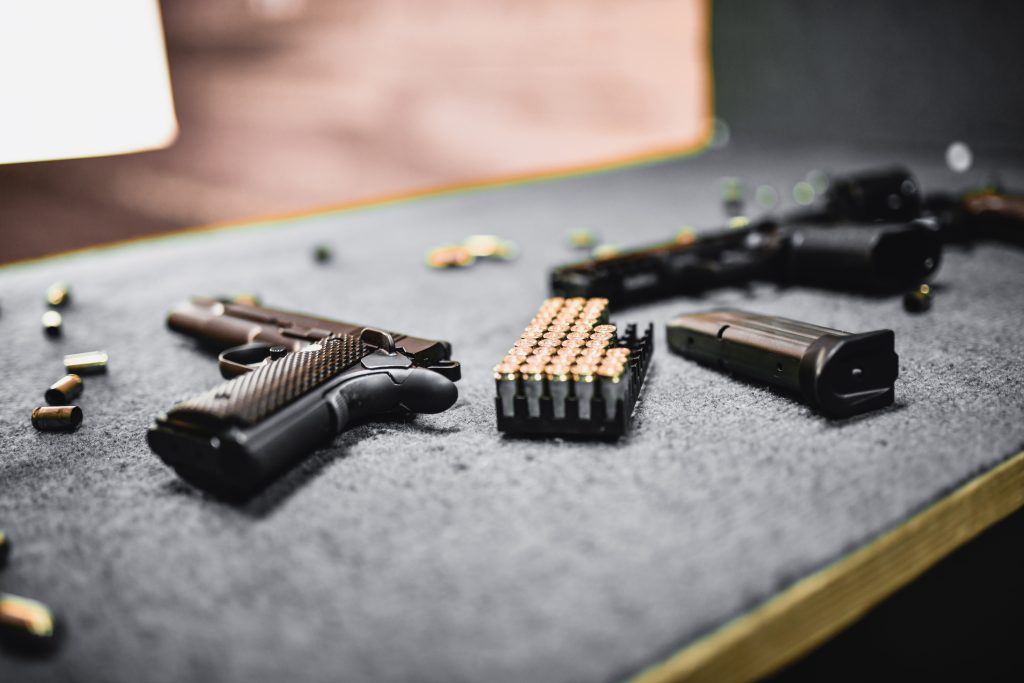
[713,0,1024,155]
[767,509,1024,681]
[711,0,1024,679]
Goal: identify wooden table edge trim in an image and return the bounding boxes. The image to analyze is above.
[627,447,1024,683]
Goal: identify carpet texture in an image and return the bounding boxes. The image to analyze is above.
[1,144,1023,682]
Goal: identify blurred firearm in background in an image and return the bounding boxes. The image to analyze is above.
[551,166,1024,308]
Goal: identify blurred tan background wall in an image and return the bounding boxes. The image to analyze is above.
[0,0,709,263]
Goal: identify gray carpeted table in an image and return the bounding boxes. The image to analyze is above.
[2,144,1023,683]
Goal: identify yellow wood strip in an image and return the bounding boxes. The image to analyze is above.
[630,449,1024,683]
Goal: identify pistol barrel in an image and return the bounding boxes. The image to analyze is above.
[167,297,451,368]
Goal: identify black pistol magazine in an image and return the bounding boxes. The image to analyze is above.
[667,309,898,418]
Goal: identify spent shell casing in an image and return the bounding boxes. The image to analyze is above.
[0,530,8,569]
[463,234,517,260]
[0,593,59,653]
[63,350,108,374]
[45,281,71,307]
[462,234,500,258]
[567,229,597,249]
[677,227,698,244]
[426,245,475,269]
[903,283,933,313]
[41,311,62,337]
[31,406,83,432]
[313,244,332,263]
[45,374,83,405]
[230,293,262,306]
[592,244,621,260]
[494,364,519,418]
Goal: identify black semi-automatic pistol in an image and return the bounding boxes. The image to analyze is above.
[551,167,943,307]
[148,297,461,500]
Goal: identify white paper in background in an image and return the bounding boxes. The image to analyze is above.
[0,0,178,164]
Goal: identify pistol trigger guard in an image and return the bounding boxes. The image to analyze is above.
[218,343,275,378]
[358,328,396,354]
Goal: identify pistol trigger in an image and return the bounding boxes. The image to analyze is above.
[360,348,413,370]
[218,342,276,378]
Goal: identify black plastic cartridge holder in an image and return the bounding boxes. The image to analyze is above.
[495,297,654,438]
[667,309,898,417]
